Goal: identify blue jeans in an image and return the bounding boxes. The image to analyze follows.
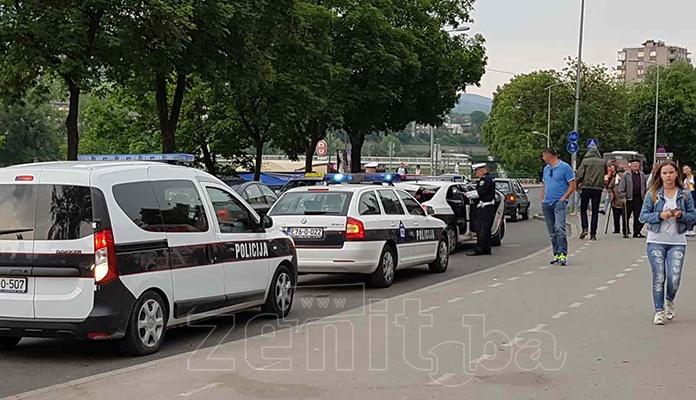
[646,243,686,312]
[542,201,568,255]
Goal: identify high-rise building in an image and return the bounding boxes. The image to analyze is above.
[617,40,690,83]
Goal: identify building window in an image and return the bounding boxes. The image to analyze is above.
[650,51,657,57]
[638,52,645,58]
[638,61,644,67]
[638,69,644,76]
[617,52,626,61]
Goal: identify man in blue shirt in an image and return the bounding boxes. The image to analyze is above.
[541,148,577,266]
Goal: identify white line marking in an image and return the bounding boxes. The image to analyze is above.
[471,354,495,364]
[616,273,626,278]
[631,264,639,267]
[596,286,608,291]
[568,302,583,308]
[624,268,634,272]
[427,373,457,386]
[641,255,649,259]
[471,290,485,295]
[524,271,535,275]
[501,337,526,348]
[447,297,463,303]
[551,312,568,319]
[507,277,520,281]
[422,306,440,313]
[489,283,504,288]
[584,293,597,299]
[179,383,221,397]
[539,266,549,270]
[606,280,617,284]
[529,323,548,332]
[258,360,284,370]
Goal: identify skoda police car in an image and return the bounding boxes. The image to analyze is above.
[395,177,506,254]
[268,173,449,288]
[0,154,297,355]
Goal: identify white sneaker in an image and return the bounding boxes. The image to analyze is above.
[653,311,666,325]
[665,301,675,320]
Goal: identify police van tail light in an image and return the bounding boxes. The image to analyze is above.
[345,217,365,241]
[93,229,118,284]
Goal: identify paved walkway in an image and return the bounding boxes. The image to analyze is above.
[8,235,696,400]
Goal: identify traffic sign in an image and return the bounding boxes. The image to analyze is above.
[587,139,598,149]
[567,131,579,143]
[567,142,579,154]
[315,140,328,157]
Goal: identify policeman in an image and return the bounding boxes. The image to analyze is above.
[465,163,496,256]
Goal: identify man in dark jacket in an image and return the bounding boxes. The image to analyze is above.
[618,159,649,238]
[576,145,608,240]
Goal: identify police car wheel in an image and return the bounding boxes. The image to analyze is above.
[119,291,167,356]
[368,245,396,288]
[429,236,449,273]
[0,337,21,350]
[446,226,457,254]
[261,265,295,318]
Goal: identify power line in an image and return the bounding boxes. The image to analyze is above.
[486,68,519,75]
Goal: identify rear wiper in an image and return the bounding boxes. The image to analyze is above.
[0,228,34,235]
[304,211,329,215]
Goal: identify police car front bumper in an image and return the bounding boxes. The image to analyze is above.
[296,241,384,274]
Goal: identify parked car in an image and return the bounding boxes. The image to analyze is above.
[224,181,279,216]
[278,177,324,194]
[495,179,531,222]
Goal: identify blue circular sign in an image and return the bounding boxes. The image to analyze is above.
[567,142,579,154]
[567,131,579,143]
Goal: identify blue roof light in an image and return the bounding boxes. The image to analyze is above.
[324,173,400,184]
[78,153,195,162]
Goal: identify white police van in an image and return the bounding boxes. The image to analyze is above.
[0,154,297,355]
[268,173,449,288]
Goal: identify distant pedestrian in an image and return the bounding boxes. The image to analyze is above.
[576,145,607,240]
[397,163,407,175]
[414,165,422,175]
[682,165,696,236]
[639,161,696,325]
[541,149,577,266]
[600,164,617,215]
[454,162,460,174]
[610,167,629,237]
[619,159,648,238]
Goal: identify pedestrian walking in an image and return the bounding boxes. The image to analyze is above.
[682,165,696,236]
[600,164,617,215]
[619,159,649,238]
[397,163,407,175]
[454,162,460,175]
[541,149,577,266]
[465,163,496,256]
[639,161,696,325]
[576,145,608,240]
[610,167,629,237]
[414,165,422,175]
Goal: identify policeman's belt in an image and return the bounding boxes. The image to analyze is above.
[477,200,495,208]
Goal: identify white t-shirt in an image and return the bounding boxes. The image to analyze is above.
[685,176,695,192]
[647,192,687,245]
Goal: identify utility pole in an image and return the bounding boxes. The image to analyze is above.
[571,0,586,213]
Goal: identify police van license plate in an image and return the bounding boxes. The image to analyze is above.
[288,228,324,239]
[0,277,27,293]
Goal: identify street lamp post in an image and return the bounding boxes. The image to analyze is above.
[625,59,661,160]
[569,0,586,215]
[544,82,572,149]
[532,131,550,148]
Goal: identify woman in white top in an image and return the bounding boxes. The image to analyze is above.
[640,161,696,325]
[683,165,696,236]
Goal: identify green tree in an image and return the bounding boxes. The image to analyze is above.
[381,135,401,155]
[470,110,487,129]
[0,97,63,167]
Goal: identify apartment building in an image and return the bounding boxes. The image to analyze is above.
[617,39,690,83]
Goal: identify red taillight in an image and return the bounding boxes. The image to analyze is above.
[15,175,34,181]
[93,229,118,284]
[345,217,365,241]
[507,194,516,202]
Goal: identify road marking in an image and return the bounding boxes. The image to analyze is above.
[470,354,495,365]
[471,290,485,295]
[524,271,535,275]
[624,268,634,272]
[596,286,608,291]
[179,383,221,397]
[529,323,548,332]
[606,280,617,284]
[447,297,463,303]
[539,266,549,270]
[489,283,504,288]
[551,312,568,319]
[427,373,457,386]
[631,264,639,267]
[616,273,626,278]
[507,277,520,281]
[568,302,583,308]
[641,255,649,259]
[422,306,440,313]
[502,337,526,348]
[584,293,597,299]
[258,360,284,370]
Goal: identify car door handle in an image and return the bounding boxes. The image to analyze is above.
[413,221,419,226]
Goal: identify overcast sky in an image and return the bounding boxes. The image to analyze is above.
[466,0,696,98]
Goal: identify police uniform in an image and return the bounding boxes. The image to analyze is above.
[467,163,496,256]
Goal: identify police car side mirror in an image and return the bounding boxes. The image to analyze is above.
[524,189,529,193]
[425,206,436,216]
[261,215,273,229]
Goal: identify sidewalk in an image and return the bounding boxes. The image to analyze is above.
[8,236,696,400]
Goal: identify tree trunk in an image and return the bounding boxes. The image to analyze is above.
[65,80,81,161]
[350,133,364,173]
[304,121,326,172]
[254,139,263,182]
[200,138,216,176]
[304,143,314,172]
[155,73,187,153]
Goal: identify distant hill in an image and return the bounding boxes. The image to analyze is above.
[453,93,492,114]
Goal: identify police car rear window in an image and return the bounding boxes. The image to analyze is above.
[270,192,352,216]
[0,184,97,241]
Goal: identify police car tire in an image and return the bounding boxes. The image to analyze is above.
[368,245,397,288]
[446,226,457,254]
[261,264,295,318]
[119,291,167,357]
[428,235,449,273]
[0,337,21,350]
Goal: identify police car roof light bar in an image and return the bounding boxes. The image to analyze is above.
[324,173,401,185]
[78,153,196,163]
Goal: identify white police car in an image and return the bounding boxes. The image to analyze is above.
[268,173,449,288]
[0,154,297,355]
[395,178,506,253]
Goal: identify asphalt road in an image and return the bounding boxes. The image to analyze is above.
[0,189,550,398]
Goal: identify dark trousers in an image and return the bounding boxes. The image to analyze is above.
[476,205,496,253]
[612,207,628,234]
[580,188,602,235]
[627,198,644,236]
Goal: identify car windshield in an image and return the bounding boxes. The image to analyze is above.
[269,191,352,216]
[411,184,440,202]
[495,181,512,192]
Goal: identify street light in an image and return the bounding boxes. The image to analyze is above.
[532,131,550,148]
[445,25,470,33]
[570,0,586,215]
[625,59,661,161]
